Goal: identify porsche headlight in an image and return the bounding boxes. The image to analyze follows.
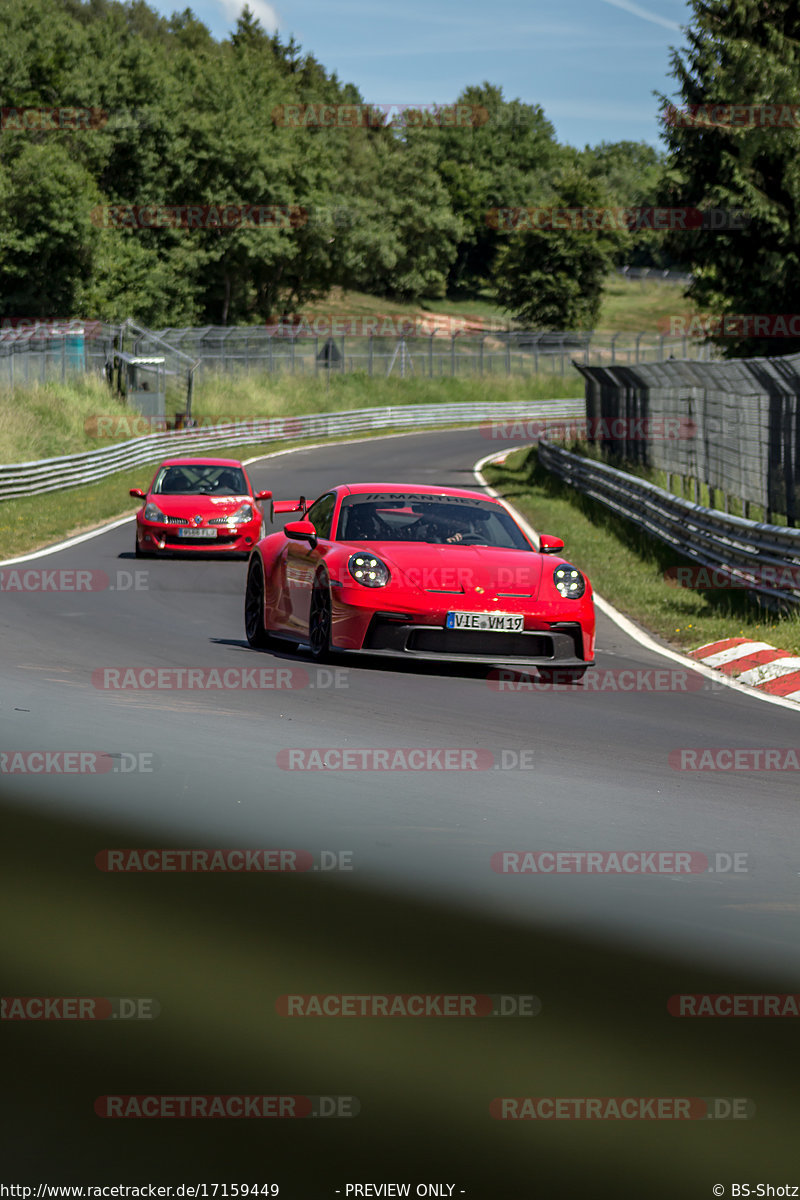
[348,553,390,588]
[553,564,585,598]
[144,503,167,523]
[228,503,254,525]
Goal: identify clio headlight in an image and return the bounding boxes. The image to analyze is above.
[348,553,390,588]
[144,503,167,522]
[228,503,254,525]
[553,564,585,598]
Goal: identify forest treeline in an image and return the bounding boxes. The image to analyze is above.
[0,0,669,328]
[4,0,799,355]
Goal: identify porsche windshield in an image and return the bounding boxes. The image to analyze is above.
[336,494,533,550]
[153,465,248,496]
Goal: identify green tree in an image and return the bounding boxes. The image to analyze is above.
[0,143,100,317]
[658,0,800,355]
[493,170,625,328]
[578,140,674,268]
[433,83,567,294]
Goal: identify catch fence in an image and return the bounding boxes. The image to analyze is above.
[576,356,800,523]
[0,322,715,395]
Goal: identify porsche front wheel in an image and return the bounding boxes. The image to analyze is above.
[245,558,272,649]
[309,575,333,661]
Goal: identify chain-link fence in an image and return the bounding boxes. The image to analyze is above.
[0,321,716,399]
[151,326,715,382]
[0,322,118,387]
[576,355,800,522]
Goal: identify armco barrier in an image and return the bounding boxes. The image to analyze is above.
[0,399,583,500]
[537,440,800,609]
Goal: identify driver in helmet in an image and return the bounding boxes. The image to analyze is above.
[416,504,479,544]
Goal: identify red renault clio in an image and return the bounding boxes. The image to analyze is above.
[131,457,272,557]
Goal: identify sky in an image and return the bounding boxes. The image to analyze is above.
[149,0,694,150]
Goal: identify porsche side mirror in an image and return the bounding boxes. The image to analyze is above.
[255,490,273,501]
[539,534,565,553]
[284,520,318,548]
[129,488,146,499]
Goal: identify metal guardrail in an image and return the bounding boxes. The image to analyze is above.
[537,440,800,610]
[0,398,584,501]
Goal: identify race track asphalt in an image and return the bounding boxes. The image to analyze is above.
[2,428,799,1193]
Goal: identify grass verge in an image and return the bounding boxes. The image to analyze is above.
[296,276,697,333]
[0,372,581,465]
[0,442,275,561]
[484,444,800,659]
[595,275,693,333]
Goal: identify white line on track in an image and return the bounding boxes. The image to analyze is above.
[473,449,800,716]
[0,514,137,566]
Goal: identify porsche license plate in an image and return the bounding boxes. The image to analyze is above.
[178,527,217,538]
[446,611,524,632]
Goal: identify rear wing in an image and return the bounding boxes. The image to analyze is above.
[271,497,306,521]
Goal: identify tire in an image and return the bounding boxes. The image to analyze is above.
[537,666,588,684]
[134,532,152,559]
[308,574,333,662]
[245,558,272,649]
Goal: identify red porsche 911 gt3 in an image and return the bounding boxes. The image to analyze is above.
[131,457,273,558]
[244,483,595,677]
